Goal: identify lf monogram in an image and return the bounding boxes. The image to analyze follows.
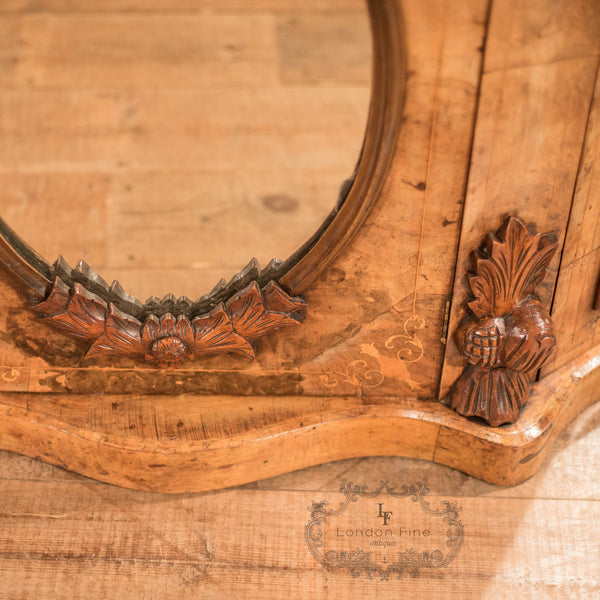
[377,503,392,526]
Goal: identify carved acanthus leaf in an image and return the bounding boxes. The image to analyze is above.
[86,304,144,359]
[467,217,558,317]
[227,281,301,339]
[32,258,304,367]
[34,276,70,314]
[192,305,255,358]
[38,281,108,341]
[262,280,307,315]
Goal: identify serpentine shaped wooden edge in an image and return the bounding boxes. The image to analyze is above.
[31,256,306,367]
[448,216,558,427]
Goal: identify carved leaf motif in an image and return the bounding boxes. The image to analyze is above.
[450,217,559,427]
[172,314,194,346]
[142,314,161,348]
[226,281,300,339]
[192,305,254,358]
[31,256,304,365]
[86,304,144,359]
[142,313,194,347]
[40,283,107,341]
[34,276,70,315]
[467,217,558,317]
[141,313,195,365]
[262,281,306,314]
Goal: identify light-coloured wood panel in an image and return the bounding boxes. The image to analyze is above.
[546,250,600,372]
[0,11,372,89]
[277,13,371,84]
[0,84,369,299]
[484,0,600,72]
[0,2,371,301]
[2,168,347,301]
[0,486,597,599]
[0,392,599,599]
[543,70,600,374]
[0,0,366,12]
[0,0,486,401]
[439,0,600,398]
[299,0,487,398]
[0,3,372,300]
[0,88,369,172]
[0,88,369,297]
[1,173,110,270]
[107,171,346,299]
[0,14,280,88]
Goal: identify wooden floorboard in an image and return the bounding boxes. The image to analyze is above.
[0,399,598,598]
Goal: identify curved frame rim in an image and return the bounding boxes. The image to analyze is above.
[0,0,405,303]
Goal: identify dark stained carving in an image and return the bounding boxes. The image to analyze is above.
[32,258,306,367]
[448,217,558,426]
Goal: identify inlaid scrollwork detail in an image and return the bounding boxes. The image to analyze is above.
[319,316,425,391]
[448,217,558,426]
[32,258,305,367]
[1,368,20,383]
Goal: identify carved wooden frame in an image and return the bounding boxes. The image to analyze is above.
[0,0,403,370]
[0,0,598,493]
[0,0,403,356]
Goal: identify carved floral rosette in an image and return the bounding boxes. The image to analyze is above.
[448,217,558,426]
[32,257,306,367]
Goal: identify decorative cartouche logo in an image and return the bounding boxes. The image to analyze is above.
[377,503,392,526]
[305,480,464,580]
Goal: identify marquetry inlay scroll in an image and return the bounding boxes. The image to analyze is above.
[448,217,558,426]
[32,257,305,367]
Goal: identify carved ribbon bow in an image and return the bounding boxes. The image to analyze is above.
[33,259,305,367]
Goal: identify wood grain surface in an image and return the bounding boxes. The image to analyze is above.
[439,0,600,398]
[542,66,600,375]
[0,344,597,493]
[411,2,600,582]
[0,1,599,594]
[0,393,598,599]
[0,0,488,401]
[0,3,371,301]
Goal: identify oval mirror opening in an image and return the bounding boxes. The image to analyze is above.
[1,1,372,302]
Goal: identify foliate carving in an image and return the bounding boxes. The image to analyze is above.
[448,217,558,426]
[33,259,305,367]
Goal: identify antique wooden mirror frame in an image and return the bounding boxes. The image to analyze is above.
[0,1,401,370]
[0,0,599,492]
